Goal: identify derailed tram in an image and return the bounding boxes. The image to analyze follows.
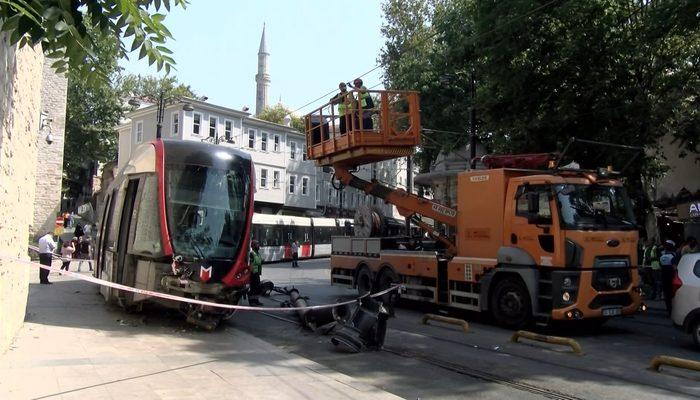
[95,139,254,329]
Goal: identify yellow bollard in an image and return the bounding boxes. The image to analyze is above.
[649,355,700,373]
[510,330,583,355]
[421,313,469,333]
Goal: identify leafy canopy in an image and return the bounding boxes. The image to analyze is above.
[0,0,187,84]
[380,0,700,174]
[119,74,197,103]
[256,104,304,132]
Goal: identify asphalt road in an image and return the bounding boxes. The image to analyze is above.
[229,258,700,400]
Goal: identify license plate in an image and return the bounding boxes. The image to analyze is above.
[602,307,622,317]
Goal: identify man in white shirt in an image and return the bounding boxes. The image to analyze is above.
[37,232,56,284]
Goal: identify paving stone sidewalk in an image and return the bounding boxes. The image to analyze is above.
[0,265,401,400]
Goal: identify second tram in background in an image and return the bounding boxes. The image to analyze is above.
[251,212,412,262]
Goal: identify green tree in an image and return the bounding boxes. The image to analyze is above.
[118,74,197,103]
[380,0,700,173]
[256,104,304,132]
[0,0,187,83]
[63,25,123,199]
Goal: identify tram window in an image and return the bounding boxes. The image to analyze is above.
[130,175,163,256]
[257,224,282,247]
[108,184,126,249]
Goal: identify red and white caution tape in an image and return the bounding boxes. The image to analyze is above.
[13,246,400,313]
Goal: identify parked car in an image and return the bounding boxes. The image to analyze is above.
[671,253,700,348]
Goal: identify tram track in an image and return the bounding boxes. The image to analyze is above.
[255,311,587,400]
[386,324,698,399]
[381,346,585,400]
[254,308,697,399]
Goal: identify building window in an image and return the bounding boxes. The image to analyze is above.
[193,113,202,135]
[290,141,296,160]
[315,184,320,201]
[273,135,280,152]
[328,188,332,202]
[224,120,233,142]
[260,169,268,188]
[288,176,296,194]
[303,148,307,161]
[209,116,217,139]
[135,121,143,143]
[273,171,280,188]
[261,132,268,151]
[302,177,309,195]
[171,113,179,136]
[248,129,255,148]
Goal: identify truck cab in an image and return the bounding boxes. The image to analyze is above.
[453,169,642,326]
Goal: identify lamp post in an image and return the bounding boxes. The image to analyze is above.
[150,89,194,140]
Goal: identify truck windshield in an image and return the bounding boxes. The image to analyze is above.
[166,163,250,259]
[555,184,636,230]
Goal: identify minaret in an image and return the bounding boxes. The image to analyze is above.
[255,24,270,115]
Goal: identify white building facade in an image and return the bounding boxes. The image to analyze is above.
[117,99,317,215]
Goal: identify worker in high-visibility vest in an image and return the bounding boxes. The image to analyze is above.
[330,82,355,134]
[349,78,374,130]
[248,240,263,306]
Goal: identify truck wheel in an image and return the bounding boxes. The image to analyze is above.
[356,267,373,297]
[692,319,700,348]
[376,268,400,305]
[490,277,531,329]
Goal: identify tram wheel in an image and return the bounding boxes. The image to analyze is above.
[490,277,531,329]
[356,267,373,297]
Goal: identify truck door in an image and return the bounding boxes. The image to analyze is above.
[507,183,561,267]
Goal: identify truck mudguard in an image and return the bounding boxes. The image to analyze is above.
[480,247,539,315]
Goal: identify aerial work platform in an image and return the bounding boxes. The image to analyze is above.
[304,90,421,167]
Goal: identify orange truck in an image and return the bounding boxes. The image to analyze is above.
[304,90,644,327]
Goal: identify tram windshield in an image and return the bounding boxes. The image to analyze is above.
[166,163,250,259]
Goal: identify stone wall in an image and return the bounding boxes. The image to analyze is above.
[31,60,67,238]
[0,33,44,354]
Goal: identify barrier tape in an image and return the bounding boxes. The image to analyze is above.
[11,246,401,313]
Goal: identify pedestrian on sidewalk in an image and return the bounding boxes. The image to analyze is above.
[681,236,699,255]
[659,239,680,314]
[75,237,93,272]
[74,223,84,241]
[60,238,76,271]
[37,232,56,284]
[248,240,263,306]
[291,239,299,268]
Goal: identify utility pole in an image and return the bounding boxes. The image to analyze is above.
[405,155,413,236]
[469,71,476,169]
[156,90,164,139]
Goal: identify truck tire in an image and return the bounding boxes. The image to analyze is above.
[376,268,400,305]
[356,267,373,297]
[490,276,531,329]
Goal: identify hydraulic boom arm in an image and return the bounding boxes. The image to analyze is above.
[333,164,459,255]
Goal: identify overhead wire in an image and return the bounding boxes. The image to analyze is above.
[290,0,564,115]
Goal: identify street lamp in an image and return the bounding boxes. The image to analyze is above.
[153,90,195,139]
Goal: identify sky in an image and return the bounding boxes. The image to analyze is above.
[120,0,387,115]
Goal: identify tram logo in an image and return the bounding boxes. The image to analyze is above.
[200,266,213,283]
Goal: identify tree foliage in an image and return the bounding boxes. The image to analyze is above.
[63,24,123,198]
[380,0,700,174]
[256,104,304,132]
[118,74,197,103]
[0,0,187,83]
